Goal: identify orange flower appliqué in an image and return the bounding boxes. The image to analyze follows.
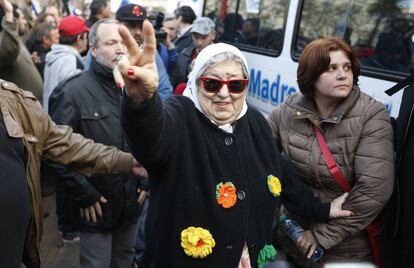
[216,182,237,208]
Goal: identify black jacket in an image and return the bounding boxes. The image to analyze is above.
[174,28,193,53]
[170,44,194,90]
[383,84,414,268]
[48,58,141,232]
[122,94,330,268]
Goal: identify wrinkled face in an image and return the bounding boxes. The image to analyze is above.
[192,32,216,53]
[314,50,354,104]
[91,23,126,70]
[198,59,247,125]
[162,19,177,40]
[122,21,143,45]
[43,28,60,48]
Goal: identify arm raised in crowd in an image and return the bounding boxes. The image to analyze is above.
[0,0,20,68]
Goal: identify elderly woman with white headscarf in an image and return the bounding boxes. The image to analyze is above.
[115,21,351,268]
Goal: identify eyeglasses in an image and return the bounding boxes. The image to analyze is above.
[199,77,249,94]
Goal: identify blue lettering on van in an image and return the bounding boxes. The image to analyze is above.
[248,68,297,105]
[384,102,392,114]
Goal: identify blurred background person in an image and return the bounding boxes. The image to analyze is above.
[149,12,177,75]
[87,0,111,28]
[25,22,59,78]
[43,15,89,112]
[173,5,196,53]
[43,4,61,24]
[243,18,260,46]
[170,16,216,91]
[0,0,43,100]
[363,32,409,73]
[162,15,177,43]
[219,13,245,44]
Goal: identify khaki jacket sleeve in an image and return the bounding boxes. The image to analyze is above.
[41,108,133,176]
[311,102,395,249]
[0,18,20,68]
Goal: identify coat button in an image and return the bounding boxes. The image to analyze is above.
[237,190,246,200]
[296,111,301,115]
[94,112,99,117]
[226,245,233,250]
[224,136,233,146]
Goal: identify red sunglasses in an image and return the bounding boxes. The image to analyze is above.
[199,77,249,94]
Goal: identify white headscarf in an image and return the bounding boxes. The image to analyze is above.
[183,43,249,133]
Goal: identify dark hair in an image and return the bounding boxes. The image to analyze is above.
[223,13,244,31]
[60,32,85,45]
[297,37,360,97]
[90,0,108,16]
[34,22,56,42]
[245,18,260,31]
[174,6,196,24]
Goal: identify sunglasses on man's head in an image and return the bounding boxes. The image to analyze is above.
[199,77,249,94]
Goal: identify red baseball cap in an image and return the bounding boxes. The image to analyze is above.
[59,16,89,37]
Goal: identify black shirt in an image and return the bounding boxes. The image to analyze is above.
[0,113,31,268]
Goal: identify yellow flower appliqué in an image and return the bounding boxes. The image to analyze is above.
[181,227,216,258]
[267,175,282,197]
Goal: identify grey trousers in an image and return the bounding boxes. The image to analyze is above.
[79,222,138,268]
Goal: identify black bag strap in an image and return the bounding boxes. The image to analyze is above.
[385,73,414,96]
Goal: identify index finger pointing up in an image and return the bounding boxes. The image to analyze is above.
[118,24,141,57]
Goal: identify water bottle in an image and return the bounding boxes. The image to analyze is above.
[279,215,324,262]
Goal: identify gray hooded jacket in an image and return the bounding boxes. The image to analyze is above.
[43,44,83,112]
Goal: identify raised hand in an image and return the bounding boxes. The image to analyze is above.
[113,20,159,105]
[0,0,14,22]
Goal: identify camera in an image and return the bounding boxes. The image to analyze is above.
[150,12,167,40]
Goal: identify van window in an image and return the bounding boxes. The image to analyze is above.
[203,0,289,53]
[294,0,414,77]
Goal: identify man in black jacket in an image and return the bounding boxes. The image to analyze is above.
[173,5,196,53]
[170,17,216,90]
[383,78,414,268]
[48,18,146,268]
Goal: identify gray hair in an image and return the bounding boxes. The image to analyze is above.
[197,52,248,83]
[88,18,120,47]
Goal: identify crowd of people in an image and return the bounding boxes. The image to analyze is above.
[0,0,412,267]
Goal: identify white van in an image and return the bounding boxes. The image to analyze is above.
[202,0,413,117]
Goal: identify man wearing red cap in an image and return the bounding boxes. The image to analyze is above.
[43,15,89,112]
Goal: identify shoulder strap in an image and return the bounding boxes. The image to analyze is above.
[313,126,351,192]
[385,73,414,96]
